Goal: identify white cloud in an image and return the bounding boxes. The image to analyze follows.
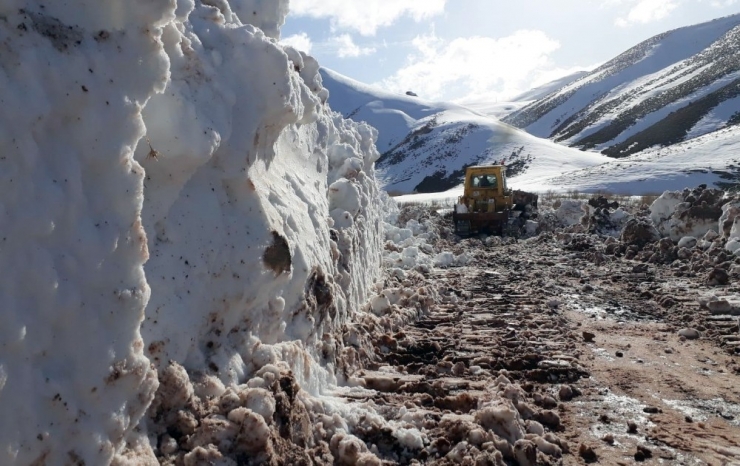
[289,0,447,35]
[280,32,313,53]
[611,0,680,27]
[378,30,569,101]
[327,34,377,58]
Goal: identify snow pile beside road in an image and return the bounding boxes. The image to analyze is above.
[646,185,740,259]
[0,3,169,464]
[650,186,729,241]
[555,200,586,227]
[534,197,633,238]
[136,1,390,462]
[384,206,471,272]
[590,185,740,285]
[720,201,740,256]
[0,0,387,464]
[527,187,738,284]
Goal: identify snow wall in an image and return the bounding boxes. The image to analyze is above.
[0,0,384,464]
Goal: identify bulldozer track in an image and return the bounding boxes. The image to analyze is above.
[349,234,740,465]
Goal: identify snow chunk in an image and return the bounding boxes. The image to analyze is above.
[650,191,684,227]
[392,427,425,450]
[184,445,237,466]
[678,236,697,249]
[329,179,362,217]
[727,219,740,256]
[721,200,740,239]
[650,187,726,241]
[727,238,740,256]
[331,433,381,466]
[193,374,227,399]
[720,201,740,236]
[240,388,276,422]
[386,226,414,244]
[232,0,289,39]
[370,295,392,316]
[434,251,455,267]
[233,409,272,453]
[475,400,524,444]
[555,200,586,227]
[433,251,471,268]
[156,362,194,412]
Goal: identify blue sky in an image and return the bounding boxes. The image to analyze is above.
[281,0,740,102]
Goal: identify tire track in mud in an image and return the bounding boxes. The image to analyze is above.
[351,235,740,465]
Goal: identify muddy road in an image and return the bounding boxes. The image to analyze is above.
[352,231,740,465]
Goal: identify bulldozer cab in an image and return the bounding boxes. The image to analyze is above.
[471,174,498,188]
[460,166,512,212]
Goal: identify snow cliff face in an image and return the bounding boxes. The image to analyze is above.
[0,0,384,464]
[137,0,383,389]
[504,14,740,157]
[0,2,171,464]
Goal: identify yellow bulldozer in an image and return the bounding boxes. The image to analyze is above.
[452,165,537,236]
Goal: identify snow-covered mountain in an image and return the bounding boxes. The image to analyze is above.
[514,125,740,194]
[457,71,590,119]
[510,71,590,103]
[321,68,609,194]
[504,14,740,157]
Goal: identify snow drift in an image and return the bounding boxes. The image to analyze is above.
[0,1,385,464]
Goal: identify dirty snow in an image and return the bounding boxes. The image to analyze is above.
[0,0,388,463]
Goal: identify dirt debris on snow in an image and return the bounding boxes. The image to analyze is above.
[338,193,740,465]
[145,191,740,465]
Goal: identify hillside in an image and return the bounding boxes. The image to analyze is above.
[321,68,609,194]
[457,71,589,119]
[504,14,740,158]
[511,70,590,103]
[514,124,740,194]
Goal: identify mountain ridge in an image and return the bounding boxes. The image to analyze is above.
[320,14,740,195]
[321,69,609,194]
[503,13,740,157]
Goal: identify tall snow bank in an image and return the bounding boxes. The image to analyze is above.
[0,3,173,464]
[137,0,383,394]
[0,0,386,464]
